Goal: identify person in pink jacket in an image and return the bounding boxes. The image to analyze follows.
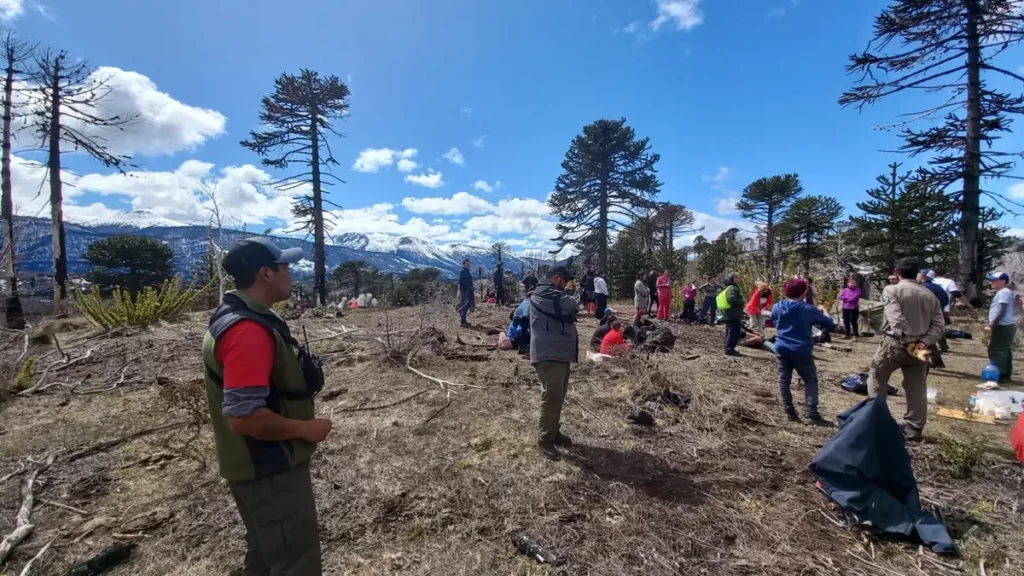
[656,270,672,320]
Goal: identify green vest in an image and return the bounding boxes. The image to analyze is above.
[202,292,316,482]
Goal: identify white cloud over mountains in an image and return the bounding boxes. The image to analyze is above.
[352,147,418,173]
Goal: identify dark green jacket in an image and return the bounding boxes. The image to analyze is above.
[722,280,745,320]
[202,292,316,482]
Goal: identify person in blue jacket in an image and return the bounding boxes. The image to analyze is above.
[771,278,835,424]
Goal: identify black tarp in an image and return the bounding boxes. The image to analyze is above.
[808,397,956,554]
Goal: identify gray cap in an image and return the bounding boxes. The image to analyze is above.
[223,237,303,279]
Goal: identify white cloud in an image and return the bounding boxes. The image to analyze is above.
[472,135,487,148]
[473,179,503,193]
[496,197,550,219]
[401,191,493,215]
[1009,182,1024,199]
[650,0,704,31]
[702,166,730,191]
[459,106,473,115]
[326,203,452,239]
[11,155,79,217]
[0,0,23,20]
[442,147,465,166]
[1008,228,1024,238]
[352,147,417,173]
[622,21,640,34]
[397,158,418,172]
[12,67,226,157]
[715,195,740,215]
[404,170,445,189]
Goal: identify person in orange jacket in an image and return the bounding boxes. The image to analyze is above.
[745,281,773,333]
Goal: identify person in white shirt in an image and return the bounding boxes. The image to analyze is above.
[986,272,1016,383]
[932,268,972,353]
[593,271,609,320]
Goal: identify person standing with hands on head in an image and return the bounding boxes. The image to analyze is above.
[838,277,862,339]
[656,270,673,320]
[771,279,834,424]
[699,277,721,325]
[522,269,539,294]
[530,265,579,461]
[593,270,609,320]
[458,259,474,327]
[985,272,1016,384]
[203,238,332,576]
[867,258,945,442]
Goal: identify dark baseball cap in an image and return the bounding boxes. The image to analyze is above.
[547,265,574,280]
[223,237,303,279]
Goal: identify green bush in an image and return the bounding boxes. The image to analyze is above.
[939,435,985,478]
[15,357,36,391]
[74,276,205,329]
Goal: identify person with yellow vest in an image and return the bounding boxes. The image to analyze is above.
[203,237,332,575]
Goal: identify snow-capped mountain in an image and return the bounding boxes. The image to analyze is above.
[6,217,546,280]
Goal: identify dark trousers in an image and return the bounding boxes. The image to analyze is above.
[724,318,742,351]
[648,290,658,314]
[842,308,860,336]
[776,352,819,417]
[228,463,322,576]
[459,294,473,324]
[702,299,717,325]
[496,285,506,305]
[594,294,608,319]
[682,300,695,320]
[989,324,1016,382]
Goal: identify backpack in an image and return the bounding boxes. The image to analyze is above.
[716,289,731,311]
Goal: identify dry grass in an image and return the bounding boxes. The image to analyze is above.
[0,303,1021,575]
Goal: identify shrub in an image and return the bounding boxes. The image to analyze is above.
[939,435,985,478]
[74,276,205,329]
[15,357,36,391]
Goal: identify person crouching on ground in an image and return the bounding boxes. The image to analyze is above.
[203,238,333,575]
[838,277,862,339]
[530,265,579,461]
[634,272,650,324]
[600,320,632,356]
[771,279,834,425]
[656,270,673,320]
[744,281,773,333]
[721,272,746,356]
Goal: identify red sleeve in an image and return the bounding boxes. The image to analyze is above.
[1012,413,1024,464]
[216,320,275,390]
[600,330,624,355]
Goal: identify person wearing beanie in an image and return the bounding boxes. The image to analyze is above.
[771,278,834,424]
[721,272,747,356]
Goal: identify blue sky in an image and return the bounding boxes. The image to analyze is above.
[7,0,1024,252]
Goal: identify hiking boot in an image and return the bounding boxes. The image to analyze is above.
[460,322,472,328]
[805,414,830,426]
[538,441,560,461]
[554,432,573,447]
[902,424,923,443]
[724,349,741,357]
[784,408,800,422]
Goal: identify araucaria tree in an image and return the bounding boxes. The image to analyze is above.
[736,174,803,278]
[84,235,175,296]
[850,163,956,279]
[31,49,135,312]
[241,69,350,306]
[780,195,844,276]
[840,0,1024,300]
[549,118,662,271]
[0,32,33,329]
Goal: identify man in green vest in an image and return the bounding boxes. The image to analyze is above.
[203,237,333,576]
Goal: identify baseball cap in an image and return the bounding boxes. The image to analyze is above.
[547,265,574,280]
[987,272,1010,283]
[604,307,616,316]
[223,237,303,279]
[921,268,936,280]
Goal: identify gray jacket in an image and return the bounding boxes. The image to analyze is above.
[634,279,650,309]
[529,281,579,365]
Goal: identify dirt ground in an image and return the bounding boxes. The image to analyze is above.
[0,300,1022,576]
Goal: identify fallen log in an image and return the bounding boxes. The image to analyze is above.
[18,537,55,576]
[0,455,54,564]
[65,542,136,576]
[65,422,183,463]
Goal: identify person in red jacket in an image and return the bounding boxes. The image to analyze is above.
[1013,412,1024,463]
[656,271,672,320]
[600,320,631,356]
[745,282,773,333]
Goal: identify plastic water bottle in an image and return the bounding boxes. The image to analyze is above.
[982,361,1000,383]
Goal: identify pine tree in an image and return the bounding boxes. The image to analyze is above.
[850,163,956,278]
[654,202,696,251]
[840,0,1024,301]
[779,195,844,276]
[332,260,383,297]
[695,229,741,280]
[736,174,803,277]
[31,49,136,312]
[607,230,652,298]
[241,70,350,307]
[549,118,662,271]
[84,235,175,296]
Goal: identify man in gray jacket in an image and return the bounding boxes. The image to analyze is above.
[529,265,579,460]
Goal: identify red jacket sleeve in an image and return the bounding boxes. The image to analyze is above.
[600,330,626,355]
[216,320,275,417]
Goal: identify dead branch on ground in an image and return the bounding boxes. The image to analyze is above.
[19,346,100,395]
[65,421,184,463]
[16,536,55,576]
[337,388,433,412]
[0,454,55,564]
